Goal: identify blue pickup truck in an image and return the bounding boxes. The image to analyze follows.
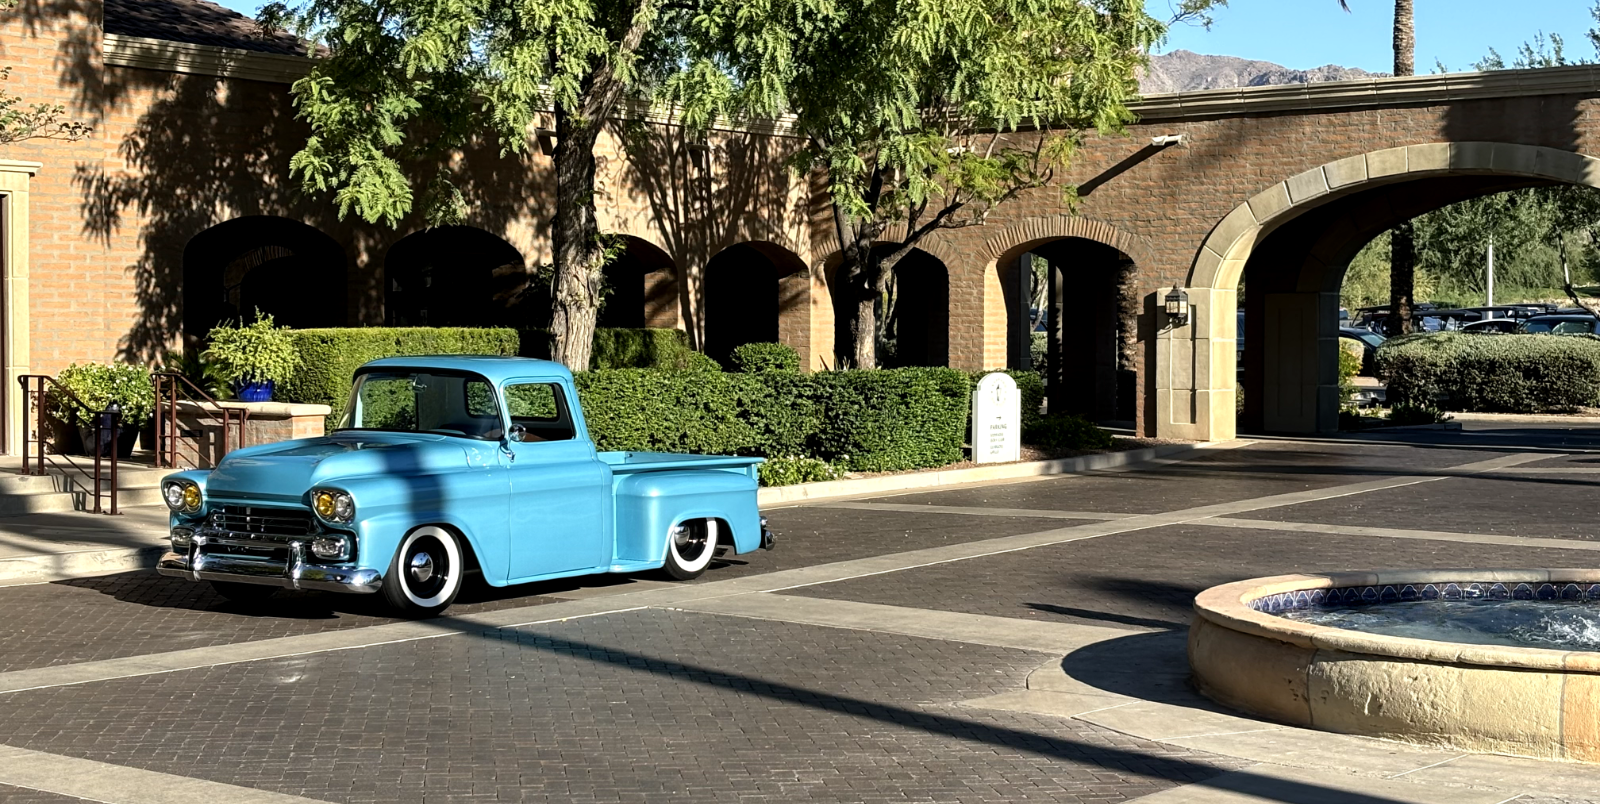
[156,356,774,615]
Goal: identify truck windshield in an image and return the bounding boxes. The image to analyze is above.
[337,370,504,440]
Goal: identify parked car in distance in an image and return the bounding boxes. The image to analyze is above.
[1462,318,1519,334]
[1339,327,1386,376]
[158,356,776,616]
[1520,314,1600,335]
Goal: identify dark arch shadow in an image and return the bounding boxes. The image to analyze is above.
[183,215,349,343]
[704,241,807,366]
[384,226,529,328]
[599,236,677,329]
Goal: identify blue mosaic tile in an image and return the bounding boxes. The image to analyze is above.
[1400,585,1421,601]
[1421,584,1440,601]
[1489,583,1511,600]
[1443,583,1463,601]
[1537,583,1558,601]
[1563,584,1585,601]
[1512,583,1534,601]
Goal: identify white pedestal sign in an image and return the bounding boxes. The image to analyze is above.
[973,372,1021,463]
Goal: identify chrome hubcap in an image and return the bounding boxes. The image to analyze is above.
[409,552,435,583]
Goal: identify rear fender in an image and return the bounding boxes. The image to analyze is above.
[612,470,761,563]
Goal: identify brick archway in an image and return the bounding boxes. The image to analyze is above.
[1158,142,1600,441]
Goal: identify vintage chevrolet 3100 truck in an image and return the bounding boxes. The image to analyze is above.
[157,356,774,615]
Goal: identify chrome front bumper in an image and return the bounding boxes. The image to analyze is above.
[157,536,382,594]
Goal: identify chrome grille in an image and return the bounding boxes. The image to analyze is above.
[211,505,315,540]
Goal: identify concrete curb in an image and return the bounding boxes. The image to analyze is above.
[757,442,1204,506]
[0,544,165,587]
[1358,421,1463,433]
[1449,412,1600,425]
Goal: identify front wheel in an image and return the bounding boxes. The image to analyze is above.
[382,526,464,617]
[663,519,718,581]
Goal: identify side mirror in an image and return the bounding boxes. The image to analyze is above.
[508,423,528,443]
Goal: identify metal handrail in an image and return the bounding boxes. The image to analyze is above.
[18,374,121,515]
[151,372,249,470]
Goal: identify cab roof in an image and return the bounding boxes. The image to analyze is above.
[359,355,574,386]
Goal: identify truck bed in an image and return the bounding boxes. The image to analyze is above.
[598,451,763,477]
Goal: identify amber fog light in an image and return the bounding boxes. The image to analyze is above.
[311,535,350,561]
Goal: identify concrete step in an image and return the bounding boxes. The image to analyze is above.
[0,456,168,516]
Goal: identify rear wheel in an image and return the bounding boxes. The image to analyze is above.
[663,519,718,580]
[209,580,277,603]
[382,526,463,617]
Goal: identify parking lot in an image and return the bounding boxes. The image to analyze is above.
[3,425,1600,802]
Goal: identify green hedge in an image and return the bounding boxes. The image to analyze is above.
[591,328,706,370]
[730,342,801,373]
[576,367,970,473]
[1376,332,1600,413]
[279,327,520,423]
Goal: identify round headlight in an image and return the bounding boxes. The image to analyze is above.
[312,489,354,523]
[163,481,201,513]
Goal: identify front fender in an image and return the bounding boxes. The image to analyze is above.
[335,472,508,584]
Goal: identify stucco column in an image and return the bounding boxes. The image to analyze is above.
[0,160,40,456]
[1152,286,1236,442]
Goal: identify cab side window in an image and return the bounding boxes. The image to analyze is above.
[505,382,576,442]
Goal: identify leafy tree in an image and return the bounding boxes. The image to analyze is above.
[669,0,1214,367]
[260,0,689,370]
[0,0,90,144]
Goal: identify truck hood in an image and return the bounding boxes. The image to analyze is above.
[206,432,498,502]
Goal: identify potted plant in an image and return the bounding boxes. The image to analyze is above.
[50,362,155,458]
[203,313,301,402]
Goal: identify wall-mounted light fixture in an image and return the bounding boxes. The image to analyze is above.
[536,128,558,156]
[1150,134,1186,148]
[1165,286,1190,327]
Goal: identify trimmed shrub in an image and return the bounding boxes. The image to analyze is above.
[809,368,971,472]
[279,327,520,424]
[51,363,155,427]
[1389,402,1451,426]
[758,456,842,486]
[730,342,801,373]
[1377,332,1600,413]
[575,366,970,475]
[591,328,703,370]
[1022,413,1115,451]
[574,369,753,455]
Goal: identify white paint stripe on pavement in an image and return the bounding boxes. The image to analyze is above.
[0,452,1551,696]
[818,502,1135,520]
[1197,517,1600,553]
[0,745,336,804]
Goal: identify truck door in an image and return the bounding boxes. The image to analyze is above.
[502,380,611,580]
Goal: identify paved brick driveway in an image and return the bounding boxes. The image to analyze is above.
[0,428,1598,802]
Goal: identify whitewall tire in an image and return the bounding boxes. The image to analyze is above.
[663,518,718,580]
[383,525,463,616]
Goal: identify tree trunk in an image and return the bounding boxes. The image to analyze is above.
[548,107,607,372]
[835,248,882,370]
[1388,222,1416,336]
[1392,0,1415,76]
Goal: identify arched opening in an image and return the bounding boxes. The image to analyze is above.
[1179,143,1600,440]
[998,237,1135,421]
[598,237,677,329]
[182,216,348,344]
[384,226,528,327]
[704,242,807,365]
[882,249,949,367]
[824,245,951,368]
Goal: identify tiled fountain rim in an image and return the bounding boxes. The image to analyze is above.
[1193,569,1600,673]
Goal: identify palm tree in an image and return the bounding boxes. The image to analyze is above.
[1344,0,1418,334]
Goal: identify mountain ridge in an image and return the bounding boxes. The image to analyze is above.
[1140,50,1388,95]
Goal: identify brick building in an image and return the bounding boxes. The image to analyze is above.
[1,0,1598,452]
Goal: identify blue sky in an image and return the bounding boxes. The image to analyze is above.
[210,0,1596,75]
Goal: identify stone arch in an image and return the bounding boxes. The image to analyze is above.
[183,216,348,344]
[980,214,1156,269]
[815,242,953,369]
[1162,142,1600,441]
[1190,143,1600,291]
